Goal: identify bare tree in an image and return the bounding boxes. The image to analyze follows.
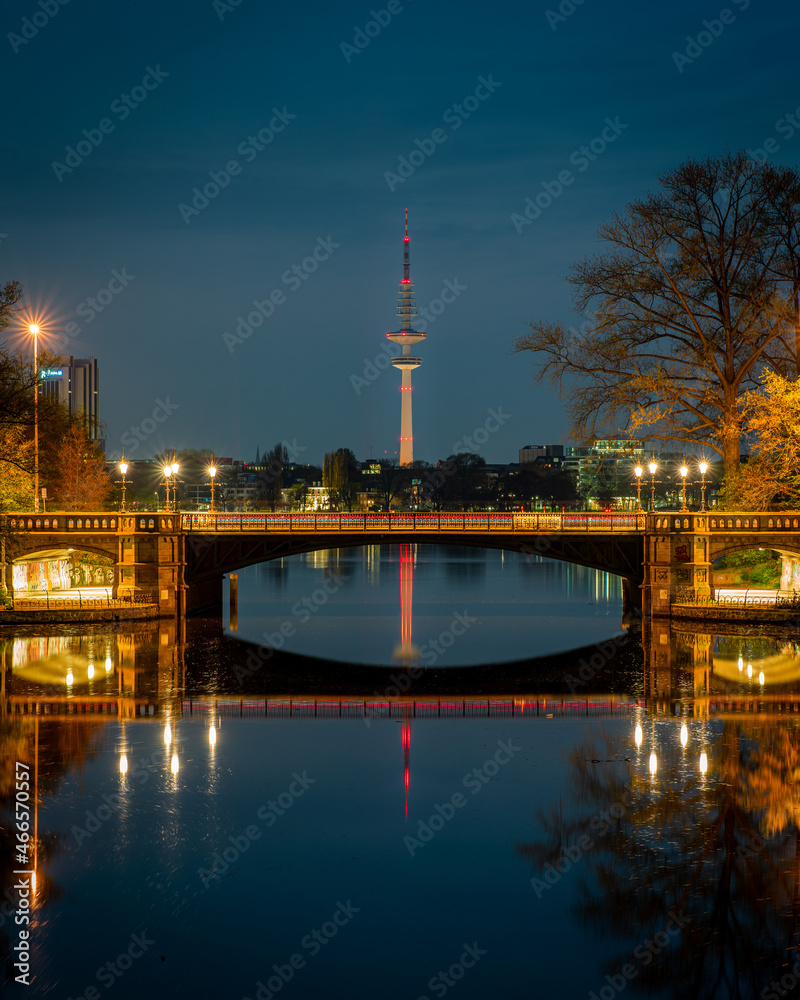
[513,153,800,477]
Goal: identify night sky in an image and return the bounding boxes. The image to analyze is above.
[2,0,796,466]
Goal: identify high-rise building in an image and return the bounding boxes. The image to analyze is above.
[386,211,426,466]
[39,356,100,440]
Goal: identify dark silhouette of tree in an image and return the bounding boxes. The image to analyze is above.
[373,459,408,511]
[435,453,487,510]
[323,448,359,510]
[258,441,288,511]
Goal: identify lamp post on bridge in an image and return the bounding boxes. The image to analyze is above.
[648,460,658,512]
[119,455,128,512]
[633,466,643,511]
[699,461,708,511]
[679,462,689,512]
[170,461,179,511]
[208,465,217,513]
[163,465,172,512]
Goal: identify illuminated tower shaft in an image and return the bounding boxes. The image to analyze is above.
[386,210,426,466]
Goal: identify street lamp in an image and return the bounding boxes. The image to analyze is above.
[633,466,643,510]
[29,324,40,512]
[119,455,128,511]
[648,460,657,511]
[171,462,179,511]
[208,465,217,512]
[679,462,689,511]
[699,460,708,511]
[163,465,172,511]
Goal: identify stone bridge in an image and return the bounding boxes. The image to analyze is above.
[2,510,799,618]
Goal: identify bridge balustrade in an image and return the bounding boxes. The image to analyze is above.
[179,511,647,532]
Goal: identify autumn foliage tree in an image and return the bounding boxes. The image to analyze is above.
[51,424,113,510]
[513,153,800,478]
[719,371,800,509]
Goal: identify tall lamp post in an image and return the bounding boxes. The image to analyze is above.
[679,462,689,511]
[208,465,217,512]
[171,461,179,511]
[29,324,40,513]
[119,455,128,512]
[648,460,658,512]
[163,465,172,511]
[634,465,643,510]
[699,461,708,511]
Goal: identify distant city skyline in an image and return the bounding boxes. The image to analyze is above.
[3,0,796,466]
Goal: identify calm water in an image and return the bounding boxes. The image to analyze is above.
[4,547,800,998]
[223,544,625,665]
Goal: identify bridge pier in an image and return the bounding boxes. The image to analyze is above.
[115,515,184,616]
[642,616,713,698]
[644,513,712,617]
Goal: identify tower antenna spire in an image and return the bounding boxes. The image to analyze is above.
[404,207,410,283]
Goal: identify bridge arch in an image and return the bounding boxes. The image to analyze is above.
[185,532,645,614]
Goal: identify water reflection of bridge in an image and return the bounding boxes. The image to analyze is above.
[10,692,800,720]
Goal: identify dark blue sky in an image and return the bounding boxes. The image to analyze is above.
[2,0,796,465]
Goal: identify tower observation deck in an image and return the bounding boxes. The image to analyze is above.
[386,210,426,466]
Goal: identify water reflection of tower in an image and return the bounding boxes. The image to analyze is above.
[393,544,420,665]
[402,715,411,820]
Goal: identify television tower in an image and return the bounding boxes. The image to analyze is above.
[387,210,426,466]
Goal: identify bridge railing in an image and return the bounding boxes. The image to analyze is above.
[674,588,800,609]
[10,588,159,610]
[179,511,647,533]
